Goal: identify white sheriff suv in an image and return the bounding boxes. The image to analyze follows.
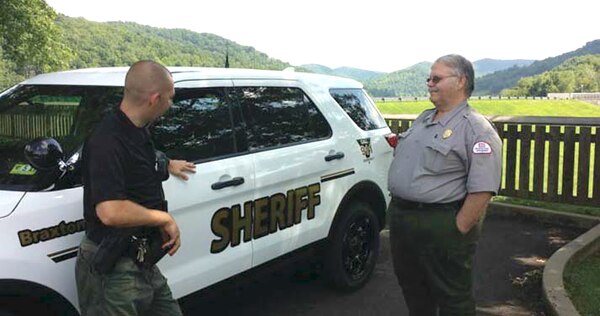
[0,67,396,315]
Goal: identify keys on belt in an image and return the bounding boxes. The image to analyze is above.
[131,235,148,264]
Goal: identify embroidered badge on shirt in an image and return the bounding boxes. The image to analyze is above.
[473,142,492,154]
[442,129,453,139]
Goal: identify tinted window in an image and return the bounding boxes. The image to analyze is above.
[235,87,331,150]
[0,85,122,191]
[330,89,387,130]
[153,88,239,162]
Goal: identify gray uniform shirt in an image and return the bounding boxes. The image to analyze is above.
[388,102,502,203]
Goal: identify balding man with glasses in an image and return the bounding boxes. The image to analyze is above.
[387,54,502,316]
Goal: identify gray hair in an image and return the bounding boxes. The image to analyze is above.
[435,54,475,97]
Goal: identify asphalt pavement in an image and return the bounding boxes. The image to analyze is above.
[179,210,585,316]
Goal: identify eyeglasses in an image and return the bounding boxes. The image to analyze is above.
[426,75,457,84]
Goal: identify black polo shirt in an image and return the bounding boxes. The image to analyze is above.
[82,109,165,242]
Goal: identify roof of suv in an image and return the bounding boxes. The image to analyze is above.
[21,67,363,89]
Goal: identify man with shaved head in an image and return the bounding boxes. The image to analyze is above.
[76,60,195,315]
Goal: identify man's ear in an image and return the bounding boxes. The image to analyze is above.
[148,92,161,107]
[456,75,467,92]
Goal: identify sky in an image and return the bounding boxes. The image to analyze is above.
[45,0,599,73]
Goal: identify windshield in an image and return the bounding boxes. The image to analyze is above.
[0,85,123,191]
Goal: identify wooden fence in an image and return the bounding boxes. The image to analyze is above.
[0,113,74,139]
[385,114,600,207]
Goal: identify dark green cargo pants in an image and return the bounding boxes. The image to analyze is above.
[388,197,480,316]
[75,236,182,316]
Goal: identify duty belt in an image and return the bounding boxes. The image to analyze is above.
[393,197,465,210]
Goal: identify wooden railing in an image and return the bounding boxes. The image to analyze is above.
[385,114,600,207]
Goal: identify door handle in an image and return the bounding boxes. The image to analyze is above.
[211,177,245,190]
[324,152,345,162]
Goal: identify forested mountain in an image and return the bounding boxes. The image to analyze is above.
[363,62,432,97]
[1,5,598,98]
[301,64,386,81]
[473,59,534,77]
[474,40,600,95]
[0,13,305,90]
[334,67,386,81]
[56,16,295,70]
[362,59,540,97]
[501,55,600,96]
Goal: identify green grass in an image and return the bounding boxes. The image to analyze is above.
[564,251,600,316]
[376,99,600,117]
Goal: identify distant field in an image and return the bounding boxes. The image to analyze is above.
[376,99,600,116]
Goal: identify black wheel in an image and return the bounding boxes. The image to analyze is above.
[324,201,380,291]
[0,297,74,316]
[0,298,42,316]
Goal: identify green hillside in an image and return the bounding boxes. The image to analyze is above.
[300,64,385,81]
[334,67,386,81]
[364,62,432,97]
[502,55,600,96]
[475,40,600,95]
[362,59,540,97]
[1,3,598,99]
[56,16,294,70]
[377,99,600,117]
[473,59,534,77]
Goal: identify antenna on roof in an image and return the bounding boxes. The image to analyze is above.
[225,45,230,68]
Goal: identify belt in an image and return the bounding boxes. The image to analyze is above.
[393,197,465,210]
[86,231,103,244]
[86,227,149,245]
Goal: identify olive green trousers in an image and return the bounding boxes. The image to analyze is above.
[388,198,480,316]
[75,236,182,316]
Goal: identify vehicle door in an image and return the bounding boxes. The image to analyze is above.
[155,80,255,297]
[231,80,352,267]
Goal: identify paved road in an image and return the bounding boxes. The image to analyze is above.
[179,210,584,316]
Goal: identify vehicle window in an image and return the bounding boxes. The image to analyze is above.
[0,85,122,191]
[235,87,331,151]
[152,88,238,162]
[329,89,387,130]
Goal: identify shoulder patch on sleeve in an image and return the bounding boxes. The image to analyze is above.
[473,141,492,154]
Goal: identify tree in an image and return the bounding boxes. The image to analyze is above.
[0,0,72,75]
[0,47,25,91]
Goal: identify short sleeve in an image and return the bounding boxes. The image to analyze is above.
[466,130,502,194]
[85,132,128,205]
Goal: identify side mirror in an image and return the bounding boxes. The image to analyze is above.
[24,137,65,171]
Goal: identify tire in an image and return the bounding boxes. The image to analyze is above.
[0,297,72,316]
[0,299,41,316]
[324,201,380,291]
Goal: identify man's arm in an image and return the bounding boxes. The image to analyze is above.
[96,200,181,255]
[455,192,492,234]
